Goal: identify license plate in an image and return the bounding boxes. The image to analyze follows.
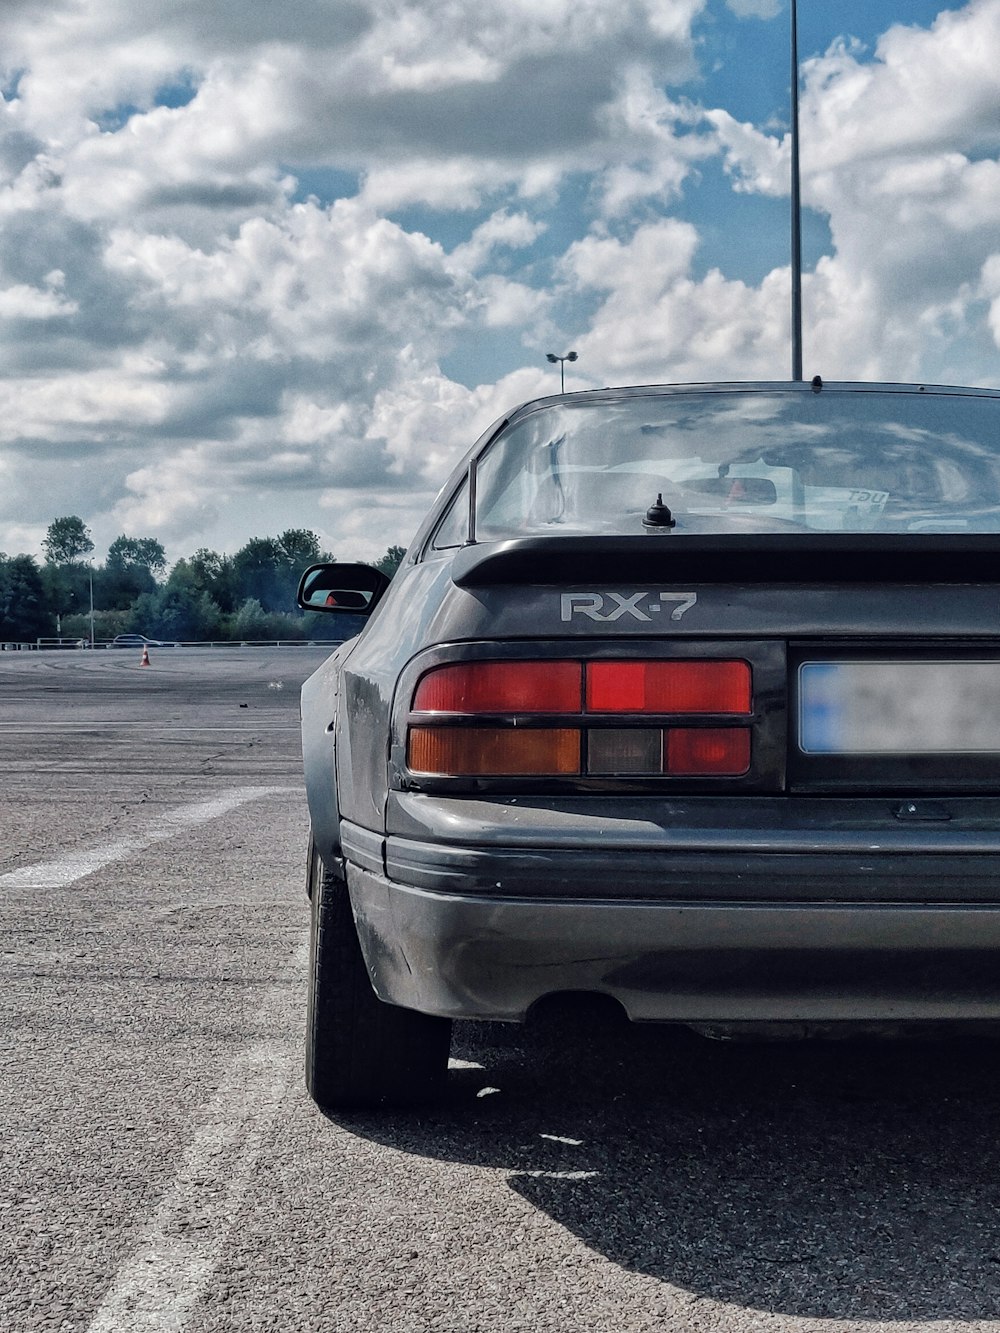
[798,661,1000,754]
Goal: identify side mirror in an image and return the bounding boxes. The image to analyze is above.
[296,562,391,615]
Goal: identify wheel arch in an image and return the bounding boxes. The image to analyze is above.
[301,645,349,878]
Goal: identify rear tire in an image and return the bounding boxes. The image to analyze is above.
[305,841,452,1111]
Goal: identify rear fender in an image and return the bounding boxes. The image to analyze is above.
[301,641,354,876]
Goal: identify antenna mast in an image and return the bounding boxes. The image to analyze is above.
[790,0,803,380]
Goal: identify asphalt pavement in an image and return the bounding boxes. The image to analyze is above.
[3,646,1000,1332]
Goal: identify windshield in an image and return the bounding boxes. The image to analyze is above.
[472,389,1000,538]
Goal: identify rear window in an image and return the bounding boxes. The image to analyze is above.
[472,389,1000,538]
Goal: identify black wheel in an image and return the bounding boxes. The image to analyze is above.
[305,841,452,1111]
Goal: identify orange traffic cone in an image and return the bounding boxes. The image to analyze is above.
[140,645,150,667]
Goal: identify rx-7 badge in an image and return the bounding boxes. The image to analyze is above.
[560,591,698,623]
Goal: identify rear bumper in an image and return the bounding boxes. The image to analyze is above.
[348,862,1000,1022]
[344,794,1000,1023]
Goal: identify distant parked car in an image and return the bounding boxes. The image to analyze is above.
[111,633,171,647]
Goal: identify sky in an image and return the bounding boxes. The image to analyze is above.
[1,0,999,566]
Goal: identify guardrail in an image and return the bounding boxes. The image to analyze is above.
[2,639,343,652]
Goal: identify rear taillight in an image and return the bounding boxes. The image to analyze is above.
[667,727,751,776]
[408,726,581,776]
[412,661,582,713]
[406,658,752,778]
[586,660,751,714]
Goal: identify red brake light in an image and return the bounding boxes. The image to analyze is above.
[413,661,582,713]
[586,660,751,713]
[666,728,750,775]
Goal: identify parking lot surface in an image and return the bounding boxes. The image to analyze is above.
[3,646,1000,1332]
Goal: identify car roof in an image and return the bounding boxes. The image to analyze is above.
[502,379,1000,426]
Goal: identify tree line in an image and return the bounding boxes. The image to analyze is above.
[0,516,406,644]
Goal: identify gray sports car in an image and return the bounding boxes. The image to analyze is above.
[299,379,1000,1110]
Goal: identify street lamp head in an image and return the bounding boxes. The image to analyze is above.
[545,353,558,363]
[567,351,578,362]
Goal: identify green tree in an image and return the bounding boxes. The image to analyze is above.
[40,517,94,631]
[98,561,156,610]
[231,531,327,612]
[182,549,238,613]
[42,516,94,564]
[232,538,286,611]
[233,597,271,638]
[0,554,51,641]
[374,544,407,577]
[192,590,225,640]
[101,535,166,609]
[131,584,224,641]
[186,548,223,586]
[41,560,91,632]
[278,528,323,568]
[62,607,130,642]
[106,535,167,576]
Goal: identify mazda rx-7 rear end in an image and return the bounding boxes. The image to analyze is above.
[299,380,1000,1109]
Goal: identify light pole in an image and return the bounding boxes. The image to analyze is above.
[88,561,95,647]
[546,350,578,393]
[790,0,803,380]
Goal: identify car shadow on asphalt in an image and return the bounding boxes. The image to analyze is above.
[331,1008,1000,1323]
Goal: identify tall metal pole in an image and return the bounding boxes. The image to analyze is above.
[790,0,803,380]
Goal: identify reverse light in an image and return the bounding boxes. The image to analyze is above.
[586,728,662,774]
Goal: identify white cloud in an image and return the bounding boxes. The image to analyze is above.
[451,209,546,271]
[565,218,700,299]
[473,275,550,329]
[113,448,222,543]
[978,254,1000,353]
[725,0,782,18]
[593,69,715,218]
[0,0,710,561]
[801,7,1000,171]
[315,361,566,558]
[2,0,704,214]
[0,186,501,556]
[3,1,1000,566]
[0,280,77,319]
[563,218,789,384]
[696,0,1000,384]
[706,108,787,196]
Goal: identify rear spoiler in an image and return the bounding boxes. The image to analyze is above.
[450,534,1000,587]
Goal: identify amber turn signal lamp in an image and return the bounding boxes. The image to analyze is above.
[408,726,581,776]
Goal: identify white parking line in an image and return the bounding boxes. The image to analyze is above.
[0,786,299,889]
[0,725,297,733]
[84,941,308,1333]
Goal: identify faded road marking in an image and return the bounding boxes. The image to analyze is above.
[0,786,299,889]
[84,941,308,1333]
